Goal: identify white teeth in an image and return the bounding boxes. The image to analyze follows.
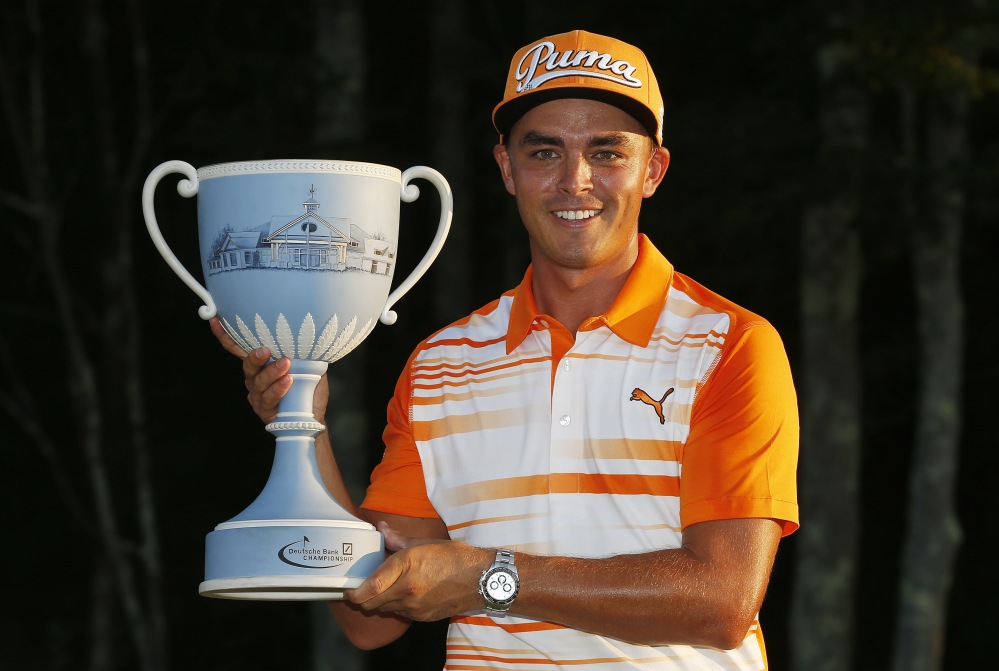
[555,210,599,221]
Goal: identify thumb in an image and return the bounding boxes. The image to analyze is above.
[378,521,410,553]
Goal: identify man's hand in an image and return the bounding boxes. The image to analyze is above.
[345,522,492,622]
[209,317,328,424]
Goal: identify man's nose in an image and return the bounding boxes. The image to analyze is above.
[558,154,593,195]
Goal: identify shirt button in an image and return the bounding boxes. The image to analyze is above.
[562,359,573,371]
[539,319,549,328]
[559,415,571,426]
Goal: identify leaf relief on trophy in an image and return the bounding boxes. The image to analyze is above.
[223,313,375,361]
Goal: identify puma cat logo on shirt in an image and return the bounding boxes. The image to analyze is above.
[630,387,675,425]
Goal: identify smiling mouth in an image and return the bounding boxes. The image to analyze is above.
[553,209,601,221]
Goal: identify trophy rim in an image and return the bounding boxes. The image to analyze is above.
[195,159,402,182]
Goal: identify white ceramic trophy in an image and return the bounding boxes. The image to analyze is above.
[142,159,451,600]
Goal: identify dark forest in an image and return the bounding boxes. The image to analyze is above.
[1,1,997,670]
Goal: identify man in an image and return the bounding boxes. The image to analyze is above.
[213,29,798,669]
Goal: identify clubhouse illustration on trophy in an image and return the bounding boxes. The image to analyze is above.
[142,159,451,600]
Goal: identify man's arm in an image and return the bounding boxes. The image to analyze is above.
[210,318,446,650]
[516,518,781,648]
[312,429,451,649]
[347,517,782,650]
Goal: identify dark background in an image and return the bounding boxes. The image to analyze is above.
[1,1,996,669]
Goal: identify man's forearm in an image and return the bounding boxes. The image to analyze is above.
[511,518,781,649]
[514,545,754,647]
[348,518,781,650]
[312,431,413,648]
[328,599,411,650]
[313,430,361,516]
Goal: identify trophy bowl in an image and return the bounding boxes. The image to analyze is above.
[142,159,451,600]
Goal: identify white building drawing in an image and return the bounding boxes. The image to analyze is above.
[207,186,395,276]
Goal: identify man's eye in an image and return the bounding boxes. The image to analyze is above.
[593,151,619,161]
[534,149,559,160]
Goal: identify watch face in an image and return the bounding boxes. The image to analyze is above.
[484,567,518,604]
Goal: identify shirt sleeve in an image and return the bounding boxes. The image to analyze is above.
[360,351,440,519]
[679,320,800,536]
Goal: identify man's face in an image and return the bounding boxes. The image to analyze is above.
[493,98,669,275]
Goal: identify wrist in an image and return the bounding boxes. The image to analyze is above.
[478,548,520,614]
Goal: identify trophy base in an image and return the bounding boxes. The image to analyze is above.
[200,519,385,601]
[199,576,362,601]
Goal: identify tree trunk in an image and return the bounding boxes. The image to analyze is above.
[83,0,166,667]
[0,0,167,668]
[790,8,867,671]
[891,78,969,671]
[89,558,116,671]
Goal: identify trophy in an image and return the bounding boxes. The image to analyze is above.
[141,159,451,600]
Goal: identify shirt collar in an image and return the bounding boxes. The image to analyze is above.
[505,234,673,353]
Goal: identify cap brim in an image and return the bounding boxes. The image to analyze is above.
[493,87,660,144]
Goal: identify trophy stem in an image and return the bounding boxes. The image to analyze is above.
[200,359,385,600]
[270,359,329,427]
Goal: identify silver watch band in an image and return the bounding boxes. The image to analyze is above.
[493,548,515,569]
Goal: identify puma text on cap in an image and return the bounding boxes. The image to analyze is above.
[492,30,665,145]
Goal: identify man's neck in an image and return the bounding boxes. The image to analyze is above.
[530,245,638,335]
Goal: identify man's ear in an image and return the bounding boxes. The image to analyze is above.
[643,146,670,198]
[493,143,517,196]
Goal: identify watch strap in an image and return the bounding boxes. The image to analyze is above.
[493,548,515,569]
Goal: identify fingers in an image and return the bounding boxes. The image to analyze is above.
[346,554,406,610]
[379,522,436,553]
[242,345,275,377]
[380,522,410,553]
[209,318,293,425]
[209,317,249,359]
[245,354,292,423]
[344,538,488,621]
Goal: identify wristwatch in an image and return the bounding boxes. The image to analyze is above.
[478,548,520,613]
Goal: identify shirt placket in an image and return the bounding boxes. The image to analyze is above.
[546,322,583,501]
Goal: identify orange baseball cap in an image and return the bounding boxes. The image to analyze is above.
[492,30,665,145]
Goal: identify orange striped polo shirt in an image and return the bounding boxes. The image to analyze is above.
[363,234,799,669]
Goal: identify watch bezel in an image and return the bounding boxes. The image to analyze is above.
[479,565,520,611]
[482,566,519,603]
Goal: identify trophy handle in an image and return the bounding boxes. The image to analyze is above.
[141,160,217,320]
[379,166,453,325]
